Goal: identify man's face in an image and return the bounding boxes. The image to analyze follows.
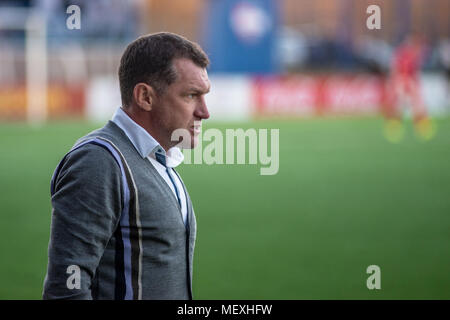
[151,58,210,150]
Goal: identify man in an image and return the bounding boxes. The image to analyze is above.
[43,32,211,299]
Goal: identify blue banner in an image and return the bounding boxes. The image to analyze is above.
[202,0,279,73]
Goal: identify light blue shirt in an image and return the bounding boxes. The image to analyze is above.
[111,107,163,159]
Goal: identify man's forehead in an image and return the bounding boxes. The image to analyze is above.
[173,58,210,91]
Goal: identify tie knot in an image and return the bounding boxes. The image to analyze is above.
[155,149,167,167]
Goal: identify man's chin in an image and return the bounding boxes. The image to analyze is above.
[171,127,201,149]
[190,135,200,149]
[175,134,198,149]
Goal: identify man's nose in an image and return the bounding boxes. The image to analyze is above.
[195,96,210,120]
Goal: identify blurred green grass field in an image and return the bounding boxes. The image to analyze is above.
[1,116,449,299]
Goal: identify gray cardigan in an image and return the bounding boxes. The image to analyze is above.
[43,121,196,300]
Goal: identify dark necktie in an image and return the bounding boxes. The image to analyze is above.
[155,150,182,210]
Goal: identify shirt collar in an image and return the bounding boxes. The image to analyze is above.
[111,107,184,168]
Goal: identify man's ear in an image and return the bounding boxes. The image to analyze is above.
[133,83,156,112]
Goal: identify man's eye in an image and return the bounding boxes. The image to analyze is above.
[187,94,195,99]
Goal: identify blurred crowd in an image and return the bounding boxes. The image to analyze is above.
[0,0,141,43]
[0,0,448,78]
[277,26,450,76]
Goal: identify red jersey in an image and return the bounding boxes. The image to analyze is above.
[392,42,423,77]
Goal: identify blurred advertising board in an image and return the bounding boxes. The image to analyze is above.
[252,75,318,116]
[1,74,448,122]
[251,73,448,117]
[319,75,384,115]
[252,74,385,117]
[0,84,84,121]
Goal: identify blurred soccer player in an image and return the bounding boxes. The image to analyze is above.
[384,35,435,142]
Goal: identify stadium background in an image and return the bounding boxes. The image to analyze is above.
[0,0,449,299]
